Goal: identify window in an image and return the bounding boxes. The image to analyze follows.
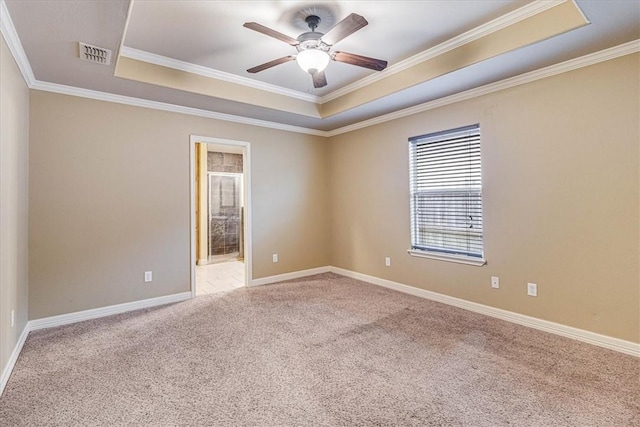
[408,124,485,266]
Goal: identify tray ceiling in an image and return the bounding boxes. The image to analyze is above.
[3,0,639,133]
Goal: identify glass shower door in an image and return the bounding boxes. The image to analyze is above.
[208,173,242,260]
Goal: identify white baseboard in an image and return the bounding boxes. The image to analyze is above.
[1,268,636,398]
[330,266,640,357]
[29,291,193,331]
[250,266,332,287]
[0,323,30,396]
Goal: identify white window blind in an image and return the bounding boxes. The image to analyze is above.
[409,124,483,259]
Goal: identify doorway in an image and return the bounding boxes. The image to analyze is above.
[190,136,251,297]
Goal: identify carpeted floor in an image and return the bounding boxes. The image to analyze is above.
[1,273,638,426]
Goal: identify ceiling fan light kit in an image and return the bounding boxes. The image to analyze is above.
[244,13,387,88]
[296,48,330,73]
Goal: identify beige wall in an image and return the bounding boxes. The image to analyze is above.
[25,51,640,343]
[0,34,29,375]
[29,91,330,319]
[328,54,640,343]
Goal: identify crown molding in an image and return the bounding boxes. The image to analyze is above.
[119,1,573,107]
[119,46,320,104]
[2,0,636,140]
[319,0,569,104]
[113,0,135,73]
[0,0,35,86]
[119,0,572,104]
[24,40,640,139]
[326,39,640,137]
[30,80,327,136]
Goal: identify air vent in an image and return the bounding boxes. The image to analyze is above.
[78,42,112,65]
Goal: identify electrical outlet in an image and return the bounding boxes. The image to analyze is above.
[527,282,537,297]
[385,257,391,267]
[491,276,500,289]
[144,271,152,282]
[272,254,278,263]
[11,310,15,328]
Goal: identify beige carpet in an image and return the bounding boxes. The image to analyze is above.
[1,273,638,426]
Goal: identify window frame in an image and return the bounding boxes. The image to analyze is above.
[407,124,486,266]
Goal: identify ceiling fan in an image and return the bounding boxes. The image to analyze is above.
[243,13,388,88]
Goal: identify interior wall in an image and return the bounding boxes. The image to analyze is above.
[0,34,29,372]
[29,91,330,319]
[23,46,639,343]
[328,54,640,343]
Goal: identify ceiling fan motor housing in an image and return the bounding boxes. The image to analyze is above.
[296,33,329,52]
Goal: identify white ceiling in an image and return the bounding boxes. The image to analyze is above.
[4,0,639,132]
[123,0,527,95]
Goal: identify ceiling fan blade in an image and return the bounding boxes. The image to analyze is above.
[243,22,299,46]
[321,13,368,46]
[311,70,327,88]
[247,56,295,73]
[332,51,388,71]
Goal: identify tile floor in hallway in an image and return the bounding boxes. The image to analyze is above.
[196,260,245,296]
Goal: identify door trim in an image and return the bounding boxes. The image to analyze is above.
[189,135,252,298]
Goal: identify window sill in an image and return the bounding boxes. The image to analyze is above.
[407,249,486,266]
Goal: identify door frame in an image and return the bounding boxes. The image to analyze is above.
[189,135,252,298]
